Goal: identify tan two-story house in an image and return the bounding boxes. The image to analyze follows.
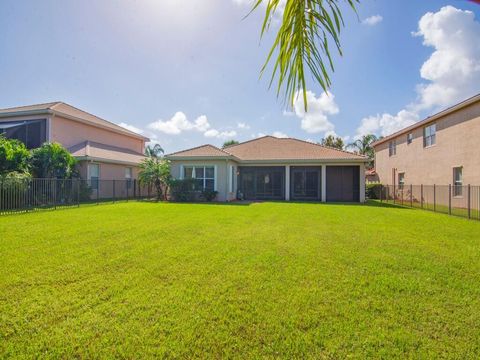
[0,102,149,186]
[372,93,480,188]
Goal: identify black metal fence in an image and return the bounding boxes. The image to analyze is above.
[375,184,480,221]
[0,178,154,215]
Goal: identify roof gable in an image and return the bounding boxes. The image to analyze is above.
[167,136,366,162]
[167,144,232,158]
[224,136,366,161]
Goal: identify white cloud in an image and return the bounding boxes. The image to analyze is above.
[362,15,383,26]
[148,112,211,135]
[118,122,144,134]
[237,122,250,130]
[412,6,480,111]
[292,90,339,134]
[272,131,288,138]
[204,129,237,139]
[356,110,419,139]
[355,6,480,139]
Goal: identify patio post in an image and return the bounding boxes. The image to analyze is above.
[285,165,290,201]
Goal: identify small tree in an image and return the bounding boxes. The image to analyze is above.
[0,135,30,176]
[222,140,239,148]
[348,134,378,169]
[320,135,344,150]
[138,158,171,201]
[30,143,77,179]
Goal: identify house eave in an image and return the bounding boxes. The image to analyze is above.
[75,156,143,166]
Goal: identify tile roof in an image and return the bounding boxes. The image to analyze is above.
[69,141,146,165]
[167,144,232,158]
[0,102,149,141]
[167,136,366,162]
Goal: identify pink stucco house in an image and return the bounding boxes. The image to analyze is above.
[0,102,149,184]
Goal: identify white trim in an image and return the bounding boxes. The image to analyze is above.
[179,165,184,179]
[321,166,327,202]
[214,165,218,191]
[74,156,142,167]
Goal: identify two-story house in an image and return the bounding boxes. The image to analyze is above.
[0,102,149,186]
[372,93,480,191]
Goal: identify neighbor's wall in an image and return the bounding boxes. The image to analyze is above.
[51,115,145,153]
[375,101,480,186]
[170,159,236,202]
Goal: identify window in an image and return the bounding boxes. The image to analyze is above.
[407,133,413,144]
[424,123,436,147]
[0,119,47,149]
[88,163,99,190]
[453,167,463,197]
[389,140,396,156]
[183,166,215,191]
[398,172,405,189]
[125,167,133,189]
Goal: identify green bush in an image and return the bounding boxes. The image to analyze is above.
[0,136,30,175]
[366,183,382,199]
[201,189,218,202]
[169,178,197,202]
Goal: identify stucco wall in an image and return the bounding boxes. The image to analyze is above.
[51,115,145,153]
[375,101,480,186]
[170,159,234,202]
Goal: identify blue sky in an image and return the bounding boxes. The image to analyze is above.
[1,0,479,152]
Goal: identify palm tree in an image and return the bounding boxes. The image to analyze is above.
[252,0,359,109]
[144,144,164,159]
[138,158,171,201]
[348,134,377,168]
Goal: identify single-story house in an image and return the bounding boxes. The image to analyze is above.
[166,136,368,202]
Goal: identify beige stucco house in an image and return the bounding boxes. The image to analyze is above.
[166,136,368,202]
[372,93,480,188]
[0,102,149,185]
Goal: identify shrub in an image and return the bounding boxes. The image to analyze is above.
[366,183,382,199]
[201,189,218,202]
[169,178,197,202]
[30,143,77,179]
[0,136,30,175]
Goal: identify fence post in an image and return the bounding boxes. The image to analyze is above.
[410,184,413,207]
[433,184,436,212]
[448,184,451,215]
[393,183,396,204]
[421,184,423,209]
[134,179,137,200]
[53,179,57,210]
[77,179,80,207]
[468,184,471,219]
[380,184,383,202]
[126,180,129,202]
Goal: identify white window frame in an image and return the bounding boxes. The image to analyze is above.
[453,167,463,197]
[407,133,413,145]
[424,123,436,148]
[181,165,217,191]
[87,163,100,190]
[389,140,396,157]
[398,172,405,189]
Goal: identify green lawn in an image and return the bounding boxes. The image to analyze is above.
[1,201,480,358]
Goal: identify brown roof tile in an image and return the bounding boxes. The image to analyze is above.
[69,141,146,165]
[167,136,366,162]
[167,144,232,158]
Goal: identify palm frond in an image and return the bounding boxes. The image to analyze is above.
[255,0,358,110]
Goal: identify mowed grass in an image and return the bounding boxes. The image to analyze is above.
[1,201,480,358]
